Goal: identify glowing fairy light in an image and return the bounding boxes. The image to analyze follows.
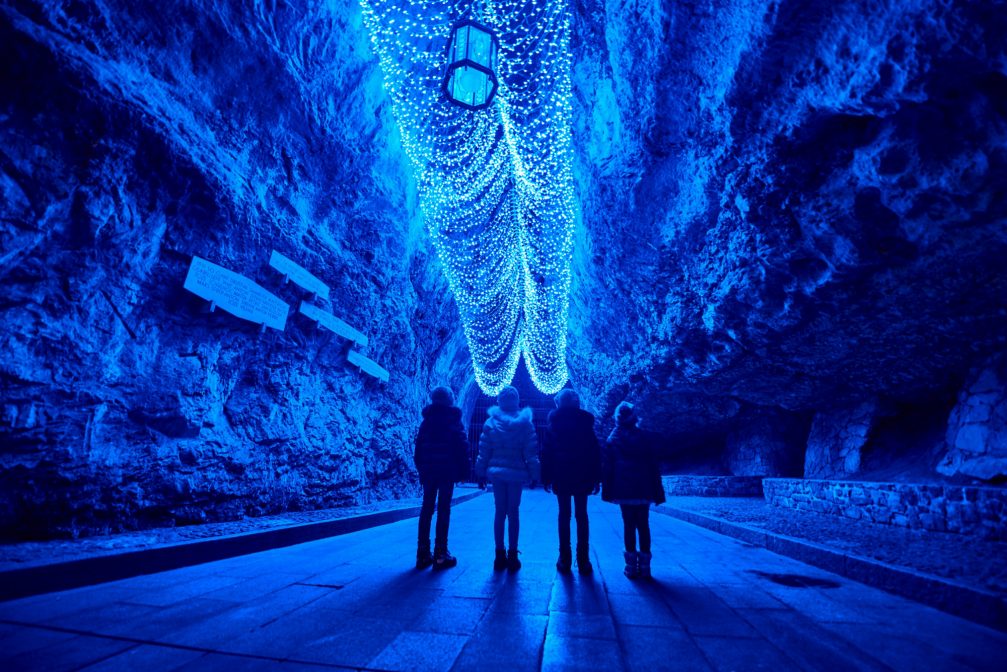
[359,0,575,395]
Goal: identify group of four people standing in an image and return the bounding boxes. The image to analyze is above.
[413,385,665,580]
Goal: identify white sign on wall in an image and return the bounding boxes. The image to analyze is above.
[184,256,289,331]
[269,250,330,300]
[299,301,368,347]
[348,349,389,383]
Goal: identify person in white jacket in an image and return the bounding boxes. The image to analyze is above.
[475,386,540,571]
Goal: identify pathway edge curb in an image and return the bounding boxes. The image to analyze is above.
[0,490,486,602]
[654,503,1007,633]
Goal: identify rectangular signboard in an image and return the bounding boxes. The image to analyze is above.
[299,301,368,346]
[348,350,389,383]
[184,256,289,331]
[269,250,330,300]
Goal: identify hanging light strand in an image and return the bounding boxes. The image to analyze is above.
[359,0,575,395]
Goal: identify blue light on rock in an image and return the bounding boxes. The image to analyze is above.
[360,0,576,396]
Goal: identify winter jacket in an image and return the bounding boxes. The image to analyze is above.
[475,406,540,484]
[414,404,469,484]
[602,421,666,505]
[541,407,602,496]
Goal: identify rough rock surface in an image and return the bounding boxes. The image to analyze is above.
[0,1,469,539]
[804,400,878,479]
[724,409,808,477]
[939,356,1007,481]
[568,0,1007,454]
[1,0,1006,538]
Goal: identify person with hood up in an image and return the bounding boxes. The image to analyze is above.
[414,386,470,570]
[602,401,666,580]
[541,388,601,575]
[475,385,540,571]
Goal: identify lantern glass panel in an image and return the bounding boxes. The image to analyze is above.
[467,27,492,67]
[447,64,492,107]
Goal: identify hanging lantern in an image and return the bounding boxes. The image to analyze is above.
[442,19,499,110]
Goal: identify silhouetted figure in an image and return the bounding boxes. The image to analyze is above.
[414,386,469,570]
[541,389,601,575]
[475,386,540,572]
[602,402,665,579]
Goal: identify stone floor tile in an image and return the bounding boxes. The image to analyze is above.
[541,634,625,672]
[411,596,492,635]
[487,579,553,615]
[607,592,680,627]
[662,585,760,638]
[693,635,802,672]
[255,615,402,667]
[178,652,284,670]
[77,643,207,670]
[2,632,135,671]
[618,624,712,672]
[547,577,611,614]
[546,611,617,640]
[735,608,887,672]
[818,620,1004,672]
[0,625,78,658]
[368,630,468,672]
[43,599,161,633]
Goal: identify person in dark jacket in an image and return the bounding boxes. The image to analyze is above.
[541,389,601,575]
[414,386,469,570]
[602,401,666,580]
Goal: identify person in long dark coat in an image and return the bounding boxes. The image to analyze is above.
[602,401,665,580]
[414,386,469,570]
[542,389,602,574]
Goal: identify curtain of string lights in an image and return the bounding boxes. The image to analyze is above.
[359,0,575,395]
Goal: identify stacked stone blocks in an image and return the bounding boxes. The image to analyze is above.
[662,475,764,497]
[763,478,1006,541]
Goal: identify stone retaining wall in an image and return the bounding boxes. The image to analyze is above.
[663,475,764,497]
[763,478,1007,541]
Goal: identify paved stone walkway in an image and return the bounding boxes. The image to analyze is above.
[0,490,1004,671]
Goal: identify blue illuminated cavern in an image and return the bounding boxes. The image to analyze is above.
[1,0,1006,670]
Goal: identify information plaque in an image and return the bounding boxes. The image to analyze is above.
[299,301,368,346]
[348,350,390,383]
[184,256,289,331]
[269,250,330,299]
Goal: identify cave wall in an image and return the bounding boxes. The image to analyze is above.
[2,0,1006,538]
[567,0,1006,478]
[0,0,471,539]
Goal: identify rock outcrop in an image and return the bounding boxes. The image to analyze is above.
[939,357,1007,481]
[804,400,878,479]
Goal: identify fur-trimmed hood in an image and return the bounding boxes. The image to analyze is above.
[486,405,533,427]
[475,405,539,484]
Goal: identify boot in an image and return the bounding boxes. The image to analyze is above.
[623,551,639,580]
[433,546,458,571]
[507,548,522,572]
[416,542,433,570]
[576,548,593,575]
[638,552,652,580]
[494,549,508,571]
[556,546,572,574]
